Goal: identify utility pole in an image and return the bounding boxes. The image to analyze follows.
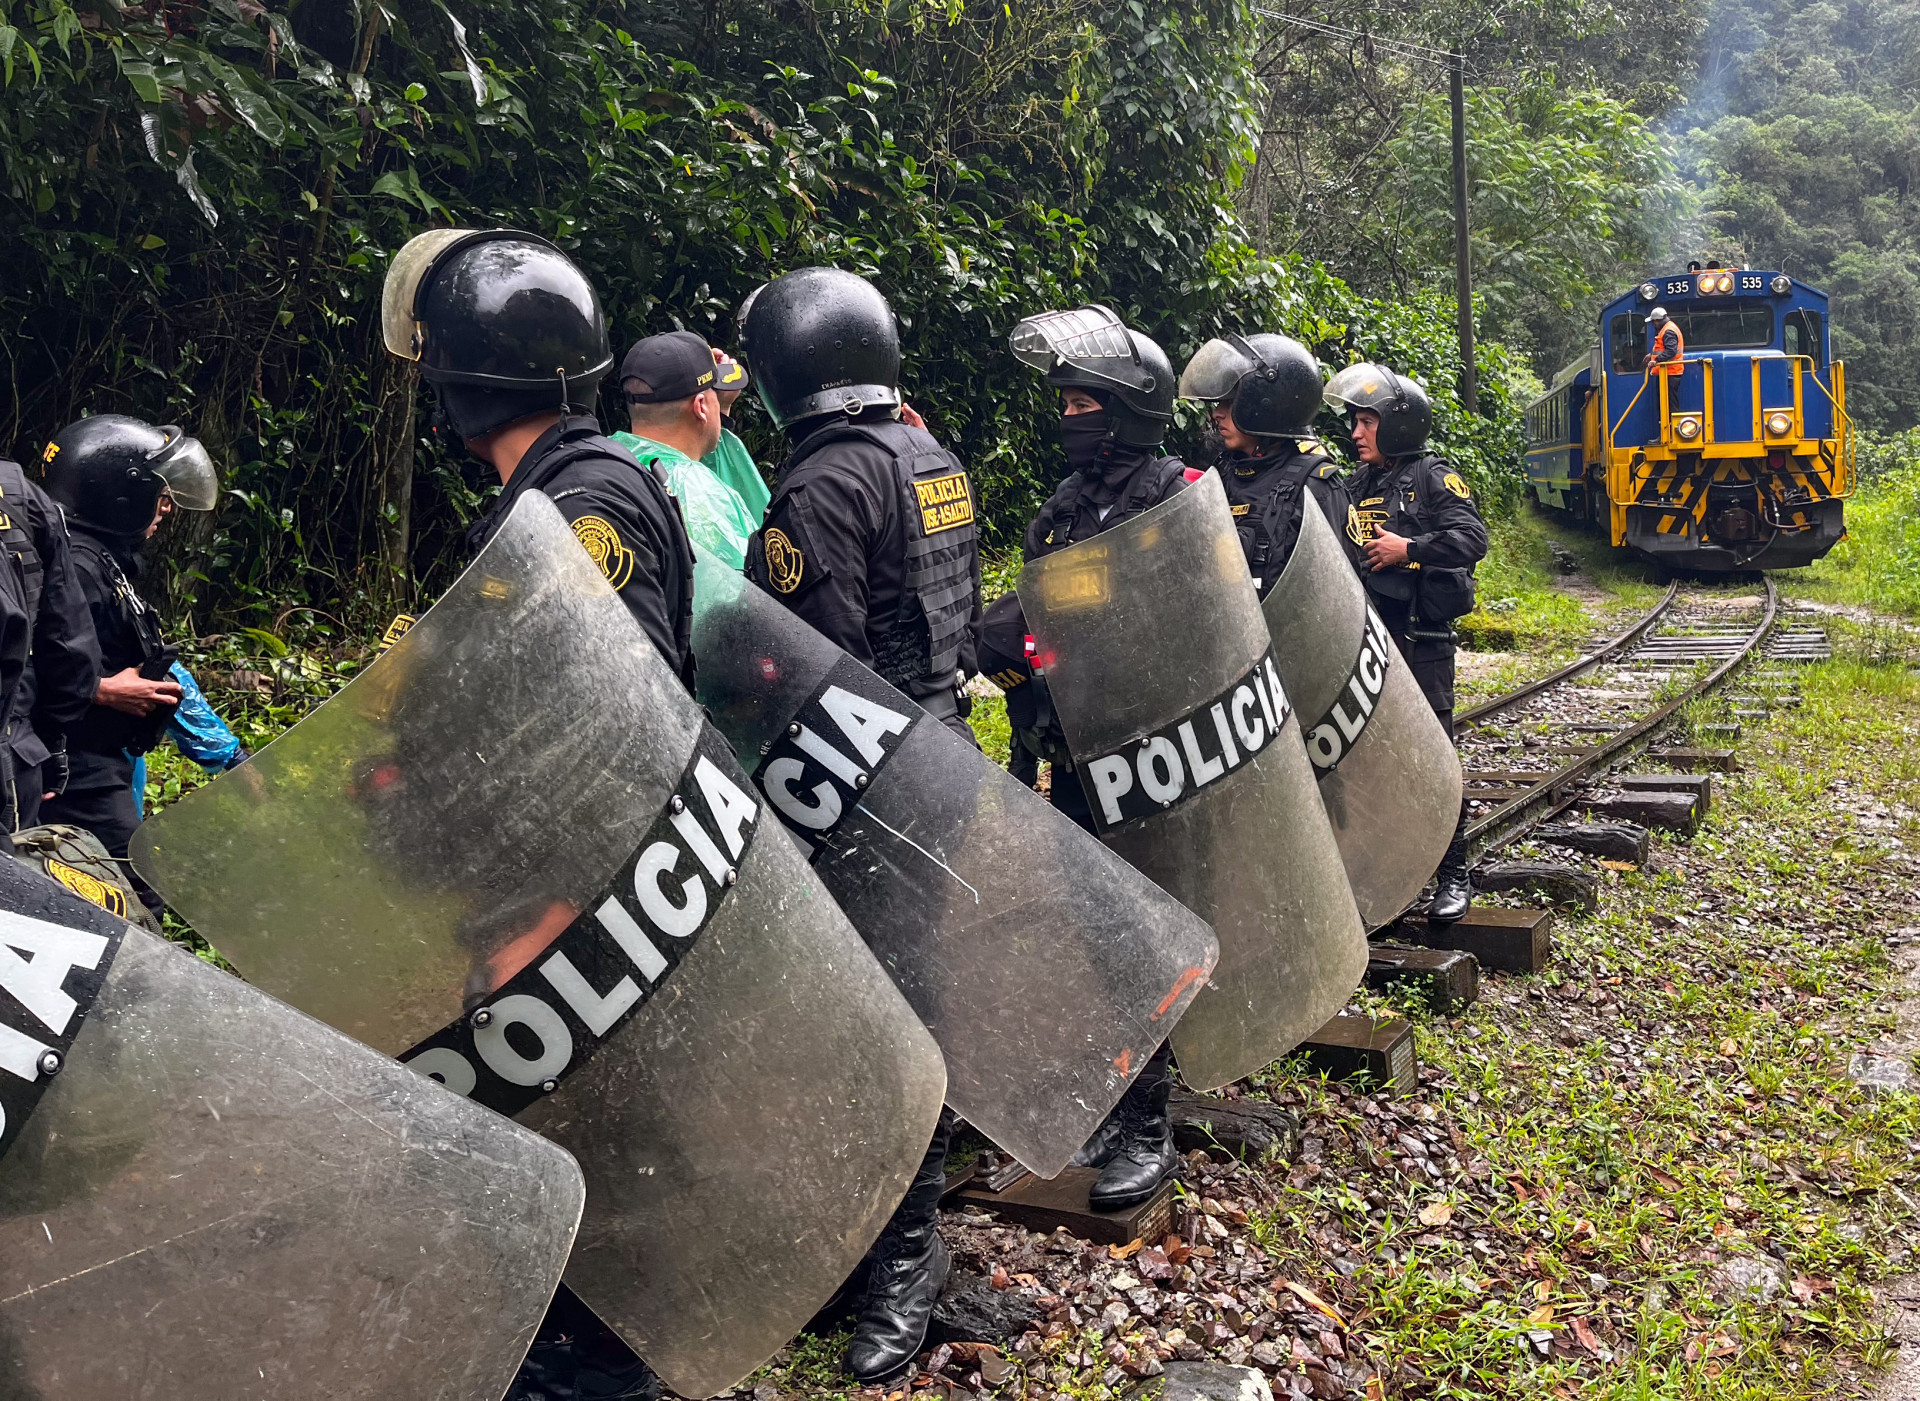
[1450,51,1478,415]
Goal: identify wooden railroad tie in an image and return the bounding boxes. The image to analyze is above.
[1393,904,1555,973]
[952,1165,1175,1247]
[1296,1011,1419,1097]
[1365,943,1480,1013]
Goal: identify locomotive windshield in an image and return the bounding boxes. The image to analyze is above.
[1609,301,1775,370]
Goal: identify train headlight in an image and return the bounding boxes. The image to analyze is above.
[1674,415,1703,441]
[1639,282,1659,301]
[1770,273,1792,295]
[1766,411,1794,436]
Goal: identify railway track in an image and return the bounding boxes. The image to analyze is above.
[1450,577,1825,863]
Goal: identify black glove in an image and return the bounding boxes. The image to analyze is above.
[46,744,69,798]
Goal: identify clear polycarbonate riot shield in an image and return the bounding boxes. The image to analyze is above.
[1264,495,1462,927]
[691,550,1218,1178]
[132,493,947,1399]
[1016,470,1368,1091]
[0,855,582,1400]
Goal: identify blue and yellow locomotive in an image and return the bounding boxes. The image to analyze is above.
[1524,263,1853,570]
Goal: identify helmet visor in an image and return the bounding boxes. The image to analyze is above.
[1178,338,1254,403]
[382,229,482,361]
[151,431,219,511]
[1323,363,1397,414]
[1009,307,1154,393]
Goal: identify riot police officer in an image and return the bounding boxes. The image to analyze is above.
[739,266,978,1382]
[1323,364,1488,922]
[993,305,1188,1213]
[382,227,681,1400]
[38,415,216,881]
[381,228,695,687]
[0,449,103,829]
[1177,332,1349,593]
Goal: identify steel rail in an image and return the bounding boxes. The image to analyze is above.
[1461,577,1779,859]
[1456,579,1680,729]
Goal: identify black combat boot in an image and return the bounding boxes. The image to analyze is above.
[1428,833,1473,924]
[1068,1112,1123,1168]
[846,1109,955,1383]
[1088,1046,1177,1211]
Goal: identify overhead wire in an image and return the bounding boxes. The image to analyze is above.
[1245,7,1464,71]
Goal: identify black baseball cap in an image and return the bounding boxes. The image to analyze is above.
[619,330,724,403]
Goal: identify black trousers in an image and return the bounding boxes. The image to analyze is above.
[42,762,162,913]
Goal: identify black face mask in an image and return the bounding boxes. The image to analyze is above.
[1058,411,1113,477]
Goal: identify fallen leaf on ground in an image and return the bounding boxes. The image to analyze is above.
[1418,1200,1454,1227]
[1649,1167,1681,1192]
[1601,859,1637,871]
[1525,1304,1555,1326]
[1571,1316,1602,1353]
[1280,1279,1347,1330]
[1108,1238,1144,1260]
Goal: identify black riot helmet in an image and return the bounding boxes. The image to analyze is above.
[1322,363,1433,459]
[1009,307,1174,447]
[1178,333,1323,438]
[41,415,220,537]
[382,228,613,440]
[740,268,902,431]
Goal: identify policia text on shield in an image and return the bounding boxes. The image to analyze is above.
[109,228,1477,1400]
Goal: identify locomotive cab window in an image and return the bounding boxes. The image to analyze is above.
[1784,309,1824,370]
[1610,302,1775,371]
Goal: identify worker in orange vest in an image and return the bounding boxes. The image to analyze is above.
[1645,307,1685,375]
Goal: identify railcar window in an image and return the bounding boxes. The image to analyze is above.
[1526,392,1569,446]
[1609,302,1775,371]
[1784,309,1825,370]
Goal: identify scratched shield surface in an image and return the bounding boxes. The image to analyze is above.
[1018,471,1367,1090]
[1263,495,1462,928]
[692,549,1218,1178]
[0,856,584,1401]
[133,494,946,1398]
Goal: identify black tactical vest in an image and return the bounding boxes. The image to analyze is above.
[68,531,173,756]
[1233,446,1337,592]
[1033,455,1188,554]
[0,459,44,626]
[788,420,978,695]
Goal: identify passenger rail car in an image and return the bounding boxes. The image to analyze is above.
[1524,265,1853,570]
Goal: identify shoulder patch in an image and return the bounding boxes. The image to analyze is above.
[1443,471,1471,499]
[571,515,636,590]
[763,526,805,594]
[1231,502,1251,517]
[1312,461,1340,479]
[45,857,127,917]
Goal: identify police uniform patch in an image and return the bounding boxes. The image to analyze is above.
[1231,503,1251,517]
[1444,472,1471,499]
[45,858,127,917]
[378,613,417,653]
[913,470,975,535]
[764,527,805,594]
[570,515,635,590]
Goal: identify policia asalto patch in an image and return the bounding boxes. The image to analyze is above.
[401,724,759,1117]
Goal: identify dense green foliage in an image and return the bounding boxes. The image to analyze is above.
[1237,0,1700,376]
[1676,0,1920,432]
[0,0,1521,627]
[1800,428,1920,615]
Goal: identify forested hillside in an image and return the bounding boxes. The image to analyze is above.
[1676,0,1920,432]
[0,0,1516,628]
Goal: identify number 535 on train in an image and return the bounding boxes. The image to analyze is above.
[1524,263,1852,571]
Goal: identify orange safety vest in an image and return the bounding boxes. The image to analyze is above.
[1649,321,1685,376]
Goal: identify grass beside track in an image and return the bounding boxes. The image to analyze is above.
[756,593,1920,1401]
